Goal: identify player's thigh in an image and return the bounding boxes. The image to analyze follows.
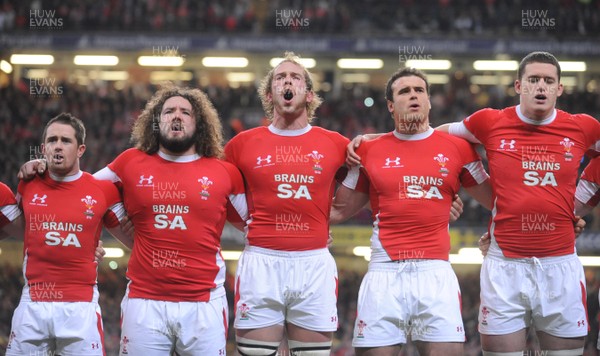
[6,302,53,356]
[536,331,584,351]
[287,251,338,332]
[414,341,463,356]
[479,256,529,336]
[355,345,402,356]
[234,248,286,329]
[286,323,332,342]
[176,295,228,356]
[119,297,174,355]
[480,329,527,352]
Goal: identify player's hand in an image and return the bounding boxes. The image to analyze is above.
[95,240,106,263]
[478,232,491,257]
[450,194,464,222]
[574,216,586,238]
[346,135,365,167]
[120,215,135,239]
[18,159,47,180]
[327,230,334,248]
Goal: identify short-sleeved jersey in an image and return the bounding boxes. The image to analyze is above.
[224,125,349,251]
[463,105,600,258]
[0,182,20,228]
[575,158,600,208]
[343,128,488,262]
[17,171,121,302]
[106,148,247,302]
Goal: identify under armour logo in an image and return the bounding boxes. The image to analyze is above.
[385,157,401,166]
[31,194,47,204]
[256,155,272,165]
[578,320,586,327]
[499,139,516,150]
[139,175,153,185]
[91,342,100,349]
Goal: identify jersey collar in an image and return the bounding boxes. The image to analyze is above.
[516,104,556,126]
[393,126,434,141]
[49,170,83,182]
[268,124,311,136]
[158,150,201,162]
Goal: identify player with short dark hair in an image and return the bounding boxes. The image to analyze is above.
[6,113,128,356]
[332,68,492,356]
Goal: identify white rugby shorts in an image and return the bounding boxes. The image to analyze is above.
[234,246,338,332]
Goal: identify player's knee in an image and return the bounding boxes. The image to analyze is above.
[482,352,523,356]
[545,348,584,356]
[236,337,280,356]
[288,340,332,356]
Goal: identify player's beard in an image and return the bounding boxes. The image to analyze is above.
[159,130,197,154]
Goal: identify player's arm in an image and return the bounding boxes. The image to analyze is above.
[330,185,370,225]
[464,179,493,211]
[1,213,24,240]
[104,202,133,249]
[435,122,480,143]
[575,198,594,217]
[346,134,384,166]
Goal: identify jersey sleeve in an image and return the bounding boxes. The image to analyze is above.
[342,165,370,193]
[98,180,124,228]
[461,108,498,144]
[575,114,600,155]
[576,158,600,207]
[457,141,489,188]
[0,182,20,228]
[223,136,239,166]
[105,148,138,181]
[222,161,248,222]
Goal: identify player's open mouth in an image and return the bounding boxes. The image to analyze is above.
[283,89,294,101]
[171,121,184,132]
[53,154,64,163]
[409,103,420,109]
[534,94,547,101]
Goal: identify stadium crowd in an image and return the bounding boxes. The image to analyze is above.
[0,0,599,37]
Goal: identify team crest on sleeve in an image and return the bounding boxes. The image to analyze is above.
[255,154,274,169]
[81,195,97,219]
[434,154,449,177]
[383,156,403,168]
[30,193,48,206]
[498,139,517,151]
[198,176,213,200]
[307,150,324,174]
[560,138,574,161]
[136,174,154,187]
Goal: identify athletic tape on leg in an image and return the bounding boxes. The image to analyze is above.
[236,337,280,356]
[545,348,584,356]
[288,340,332,356]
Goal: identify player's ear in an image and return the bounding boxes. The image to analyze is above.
[77,144,86,158]
[514,79,521,95]
[556,82,564,98]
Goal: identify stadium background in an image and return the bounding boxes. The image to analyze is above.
[1,0,600,355]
